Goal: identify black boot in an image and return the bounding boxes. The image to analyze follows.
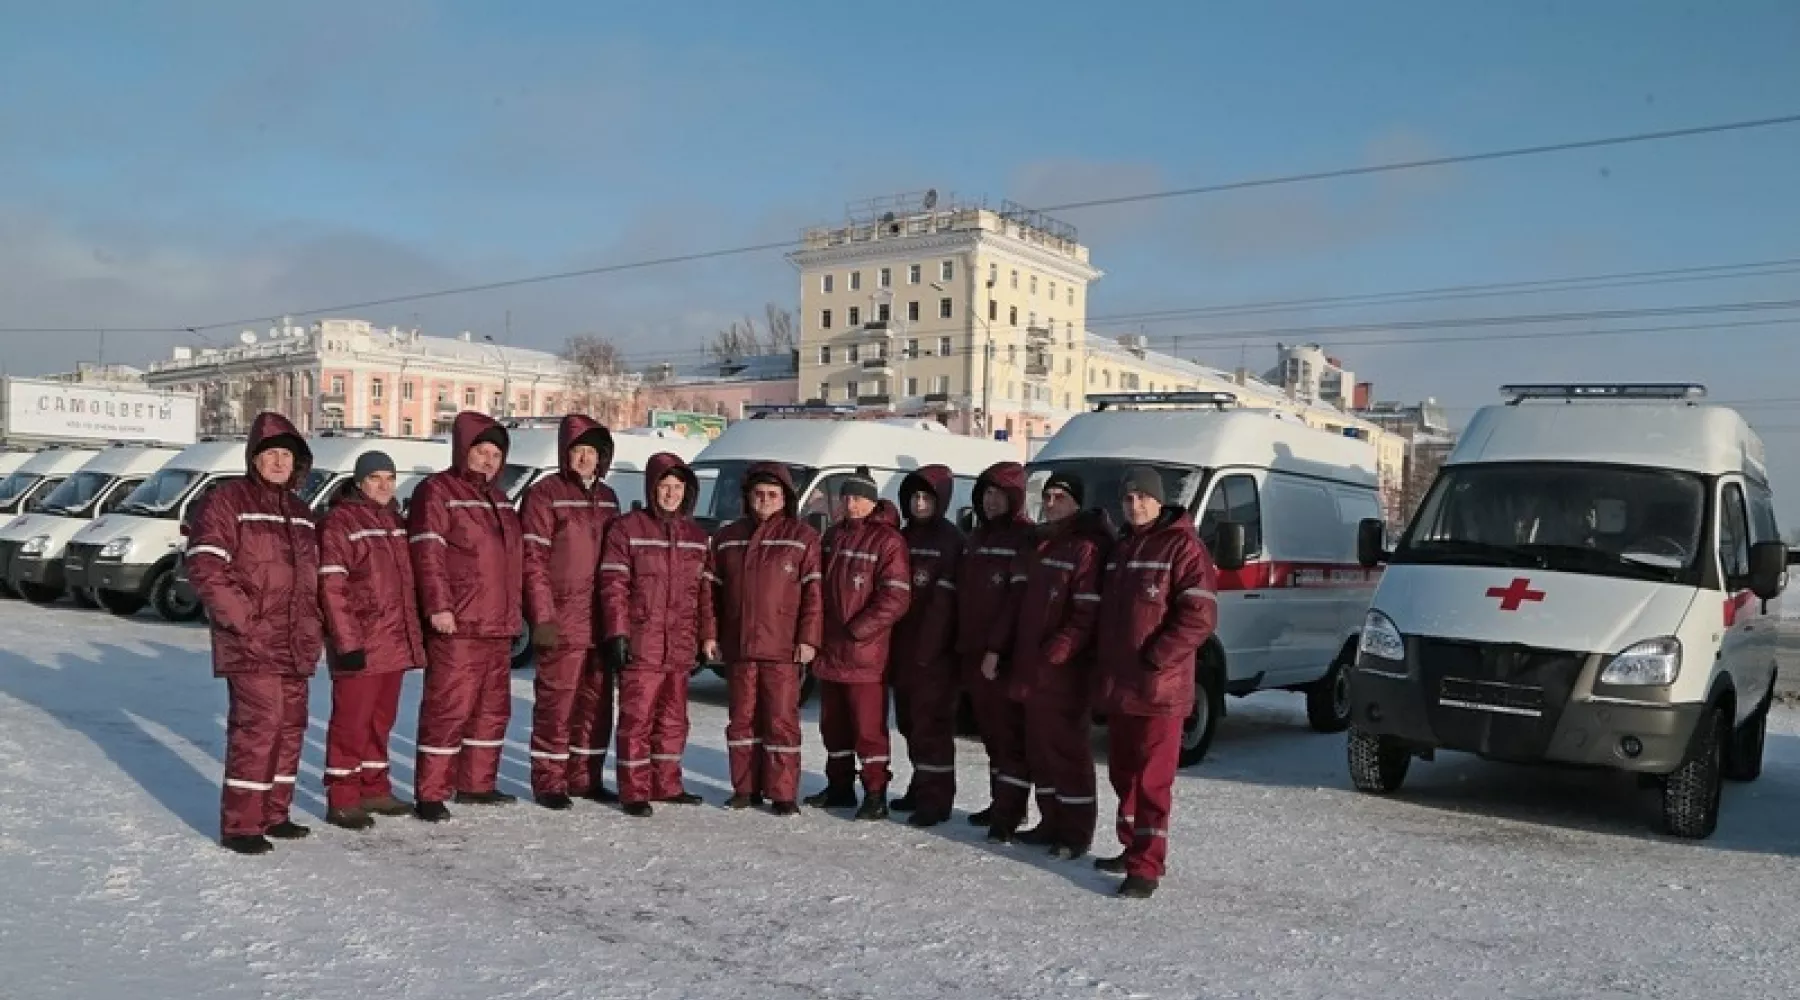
[1093,855,1127,875]
[803,786,857,809]
[536,793,573,811]
[750,794,766,808]
[1049,843,1088,861]
[221,834,273,855]
[725,794,755,810]
[415,801,452,823]
[1117,875,1158,899]
[1014,824,1053,846]
[266,820,311,840]
[889,791,917,812]
[454,790,517,806]
[326,807,375,831]
[622,801,654,818]
[770,801,800,817]
[854,793,888,821]
[361,794,412,817]
[660,791,702,806]
[985,824,1014,844]
[966,807,993,826]
[908,810,947,828]
[583,786,620,804]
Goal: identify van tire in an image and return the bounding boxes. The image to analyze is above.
[17,582,62,605]
[1305,647,1355,733]
[1346,728,1410,793]
[510,623,533,670]
[96,589,147,618]
[150,568,203,623]
[1177,648,1226,768]
[1661,705,1725,839]
[1724,683,1772,783]
[71,587,99,609]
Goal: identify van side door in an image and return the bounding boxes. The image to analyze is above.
[1258,474,1358,684]
[1714,478,1771,721]
[1742,480,1783,709]
[1197,470,1273,684]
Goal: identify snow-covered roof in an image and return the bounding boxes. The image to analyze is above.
[643,352,798,385]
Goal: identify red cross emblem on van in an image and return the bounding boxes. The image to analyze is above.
[1486,577,1546,611]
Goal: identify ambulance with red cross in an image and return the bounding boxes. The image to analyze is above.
[1025,392,1386,766]
[1347,383,1792,839]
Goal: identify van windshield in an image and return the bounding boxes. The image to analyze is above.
[116,469,202,518]
[1395,463,1708,585]
[36,472,113,516]
[0,472,43,509]
[1022,460,1205,520]
[498,463,537,500]
[690,461,816,530]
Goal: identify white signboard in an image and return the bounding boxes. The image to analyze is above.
[3,377,199,445]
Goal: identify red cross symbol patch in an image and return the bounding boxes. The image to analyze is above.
[1486,577,1545,611]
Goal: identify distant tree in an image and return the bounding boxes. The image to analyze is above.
[708,304,797,361]
[563,333,634,426]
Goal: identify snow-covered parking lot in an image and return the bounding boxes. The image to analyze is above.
[2,599,1797,1000]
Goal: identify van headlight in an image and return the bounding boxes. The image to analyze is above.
[1358,610,1406,662]
[19,535,50,556]
[1599,637,1682,686]
[99,538,133,559]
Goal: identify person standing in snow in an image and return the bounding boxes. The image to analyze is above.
[519,414,622,810]
[804,473,910,820]
[408,411,525,823]
[184,412,324,855]
[886,464,963,828]
[983,472,1109,855]
[1093,467,1218,899]
[316,450,427,831]
[955,461,1034,827]
[709,462,822,815]
[598,452,717,817]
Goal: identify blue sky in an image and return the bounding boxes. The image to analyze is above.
[3,1,1799,516]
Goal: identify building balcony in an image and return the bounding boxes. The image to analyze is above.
[319,392,346,406]
[856,394,892,408]
[860,356,894,373]
[1026,325,1053,342]
[1024,362,1051,378]
[437,399,459,413]
[923,392,951,404]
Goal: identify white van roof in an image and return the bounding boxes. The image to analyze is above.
[0,451,36,476]
[163,439,247,475]
[306,434,449,475]
[1034,407,1380,487]
[74,444,182,477]
[16,446,101,476]
[1452,397,1763,480]
[504,426,706,474]
[693,418,1015,475]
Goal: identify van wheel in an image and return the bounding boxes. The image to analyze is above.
[17,582,62,605]
[71,587,99,609]
[1177,651,1225,768]
[1661,706,1725,839]
[1347,728,1411,793]
[96,589,147,618]
[510,623,534,670]
[1724,685,1771,783]
[150,568,203,623]
[1305,649,1355,733]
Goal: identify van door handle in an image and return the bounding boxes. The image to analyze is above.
[1242,593,1263,600]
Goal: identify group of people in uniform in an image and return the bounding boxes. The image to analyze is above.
[187,409,1219,899]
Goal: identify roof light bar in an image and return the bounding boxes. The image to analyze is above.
[1499,383,1707,405]
[745,403,859,420]
[1087,391,1239,412]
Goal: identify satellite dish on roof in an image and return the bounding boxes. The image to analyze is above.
[923,189,938,210]
[239,331,257,345]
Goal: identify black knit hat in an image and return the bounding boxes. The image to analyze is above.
[1043,471,1085,506]
[839,474,879,503]
[1119,466,1165,504]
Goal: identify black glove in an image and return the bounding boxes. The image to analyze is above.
[532,621,560,651]
[337,650,367,673]
[603,635,631,672]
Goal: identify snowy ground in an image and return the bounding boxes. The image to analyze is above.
[1,601,1797,1000]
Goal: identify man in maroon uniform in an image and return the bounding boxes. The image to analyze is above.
[887,464,963,828]
[957,461,1033,826]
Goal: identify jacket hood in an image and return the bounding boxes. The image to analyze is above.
[245,412,312,490]
[974,461,1030,528]
[558,413,615,481]
[1053,506,1117,544]
[742,460,799,518]
[853,497,902,530]
[645,451,699,517]
[450,411,510,480]
[899,465,954,524]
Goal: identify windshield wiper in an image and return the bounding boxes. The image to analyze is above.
[1396,538,1541,568]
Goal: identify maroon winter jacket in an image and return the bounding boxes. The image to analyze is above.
[317,492,426,675]
[186,412,324,678]
[889,465,963,674]
[812,499,910,684]
[407,411,525,639]
[598,452,717,669]
[955,461,1033,657]
[710,462,823,664]
[992,508,1111,702]
[520,414,621,650]
[1095,507,1220,718]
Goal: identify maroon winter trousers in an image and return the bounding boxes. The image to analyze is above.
[961,652,1024,811]
[531,646,615,796]
[323,671,406,810]
[414,636,512,805]
[220,674,310,838]
[1108,713,1183,880]
[893,656,957,817]
[819,679,890,794]
[726,661,802,804]
[615,667,690,804]
[1027,686,1097,851]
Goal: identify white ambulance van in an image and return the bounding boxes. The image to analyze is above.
[296,431,448,513]
[65,438,247,621]
[1346,383,1791,839]
[0,447,101,597]
[4,444,181,605]
[1028,392,1384,766]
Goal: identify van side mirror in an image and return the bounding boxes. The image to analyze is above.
[956,508,976,533]
[1747,540,1787,600]
[805,511,829,535]
[1213,522,1247,572]
[1357,518,1388,568]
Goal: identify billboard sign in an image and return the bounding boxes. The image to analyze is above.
[647,409,727,441]
[3,377,199,445]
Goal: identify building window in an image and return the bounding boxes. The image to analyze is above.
[905,376,919,397]
[302,373,313,396]
[848,306,861,326]
[1029,311,1037,328]
[1008,344,1017,362]
[371,378,384,400]
[1064,357,1073,375]
[940,260,954,281]
[464,387,476,407]
[370,415,383,431]
[1010,269,1019,289]
[403,418,415,436]
[818,345,832,365]
[847,344,860,363]
[821,309,833,330]
[905,338,919,358]
[1067,287,1074,306]
[846,380,859,401]
[1103,371,1112,388]
[517,394,529,413]
[1008,382,1017,400]
[822,273,834,294]
[1009,306,1018,326]
[938,336,952,356]
[932,375,949,394]
[491,392,502,410]
[1047,316,1055,333]
[849,270,862,292]
[988,262,998,285]
[330,375,345,395]
[989,299,998,322]
[907,300,920,322]
[284,373,295,396]
[1065,321,1074,341]
[1049,281,1057,301]
[402,380,415,401]
[879,267,892,289]
[939,298,953,320]
[908,263,921,285]
[818,382,830,401]
[437,386,449,405]
[1030,275,1039,295]
[877,303,891,323]
[1063,393,1071,409]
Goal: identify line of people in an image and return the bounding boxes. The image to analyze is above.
[186,410,1217,899]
